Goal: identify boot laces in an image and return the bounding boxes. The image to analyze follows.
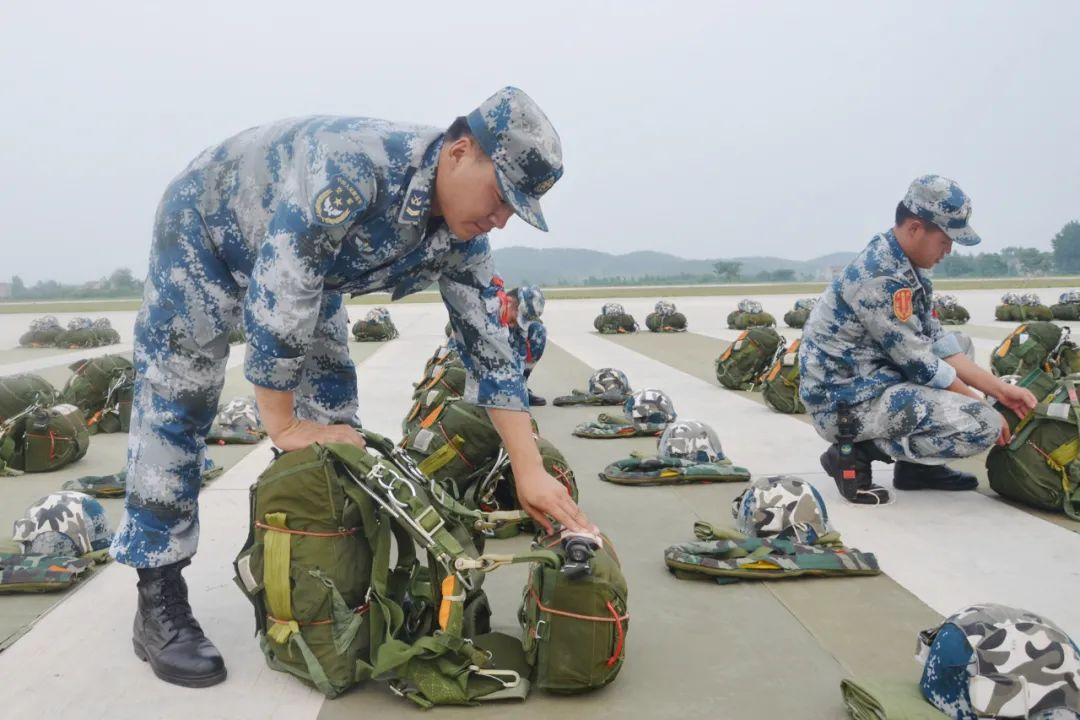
[160,572,198,632]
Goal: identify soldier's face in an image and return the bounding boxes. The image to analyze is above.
[906,221,954,269]
[436,138,515,240]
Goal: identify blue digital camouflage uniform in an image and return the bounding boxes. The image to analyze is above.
[113,87,563,568]
[799,229,998,462]
[511,320,547,378]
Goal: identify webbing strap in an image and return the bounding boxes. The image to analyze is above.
[262,512,297,645]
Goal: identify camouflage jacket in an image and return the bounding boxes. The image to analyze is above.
[799,230,964,415]
[154,117,526,409]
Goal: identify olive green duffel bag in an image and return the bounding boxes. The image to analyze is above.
[519,532,629,694]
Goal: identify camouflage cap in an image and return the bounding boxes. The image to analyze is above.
[901,175,980,246]
[12,491,112,558]
[466,86,563,232]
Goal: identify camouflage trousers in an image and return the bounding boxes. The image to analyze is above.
[810,382,1000,464]
[111,204,357,569]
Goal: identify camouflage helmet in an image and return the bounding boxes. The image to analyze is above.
[1020,292,1042,306]
[737,299,763,314]
[623,388,676,431]
[587,368,631,396]
[658,420,724,463]
[514,285,545,324]
[1060,290,1080,304]
[91,317,113,330]
[917,603,1080,719]
[1001,292,1020,305]
[601,302,626,316]
[793,298,817,311]
[30,315,61,332]
[654,299,676,316]
[364,306,391,322]
[12,491,113,558]
[934,294,958,309]
[66,316,93,331]
[731,476,831,544]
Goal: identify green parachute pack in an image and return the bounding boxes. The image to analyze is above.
[352,307,399,342]
[727,299,775,330]
[995,292,1052,322]
[573,388,676,439]
[600,420,750,485]
[989,322,1080,378]
[715,327,784,390]
[1051,290,1080,321]
[0,373,59,422]
[403,351,468,438]
[760,337,806,414]
[593,303,637,334]
[18,316,64,347]
[0,401,89,475]
[53,317,120,348]
[644,300,687,333]
[0,553,95,594]
[553,368,632,407]
[932,294,969,325]
[782,298,816,329]
[233,434,627,705]
[60,354,135,434]
[985,369,1080,521]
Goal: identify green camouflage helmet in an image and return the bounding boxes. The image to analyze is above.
[602,302,626,316]
[654,300,676,316]
[731,476,832,545]
[588,368,631,396]
[658,420,725,463]
[12,491,113,559]
[624,388,676,431]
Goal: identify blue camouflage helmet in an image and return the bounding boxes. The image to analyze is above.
[731,476,832,544]
[466,87,563,231]
[514,285,545,324]
[902,175,980,246]
[12,491,113,559]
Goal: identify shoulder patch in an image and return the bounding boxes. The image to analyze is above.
[313,175,369,227]
[893,288,913,322]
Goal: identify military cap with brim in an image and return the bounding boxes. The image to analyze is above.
[901,174,981,246]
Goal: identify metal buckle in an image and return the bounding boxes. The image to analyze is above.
[467,666,520,688]
[413,505,445,538]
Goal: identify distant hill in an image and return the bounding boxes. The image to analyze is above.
[491,247,857,286]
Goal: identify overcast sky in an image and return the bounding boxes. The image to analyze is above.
[2,1,1078,283]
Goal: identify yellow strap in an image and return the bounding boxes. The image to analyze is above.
[1048,438,1079,468]
[417,434,465,475]
[263,512,297,645]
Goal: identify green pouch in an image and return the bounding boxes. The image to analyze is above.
[520,533,629,694]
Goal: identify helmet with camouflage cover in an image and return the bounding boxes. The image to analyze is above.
[623,388,676,431]
[364,306,391,322]
[1060,290,1080,304]
[30,315,61,333]
[917,603,1080,719]
[587,368,631,397]
[12,491,113,558]
[654,300,676,316]
[218,397,261,429]
[731,475,831,544]
[91,317,113,330]
[601,302,626,316]
[934,294,958,309]
[737,299,763,314]
[1020,292,1042,306]
[67,316,93,331]
[1001,292,1020,305]
[658,420,724,463]
[793,298,816,311]
[514,285,545,324]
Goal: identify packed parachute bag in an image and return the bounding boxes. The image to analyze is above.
[351,306,399,342]
[782,298,816,329]
[644,300,687,333]
[1051,290,1080,321]
[553,367,632,407]
[761,337,806,414]
[985,370,1080,520]
[573,388,676,439]
[995,292,1052,322]
[90,317,121,345]
[60,354,135,433]
[0,373,60,422]
[53,317,101,348]
[727,299,775,330]
[402,347,468,438]
[233,431,627,704]
[0,400,89,474]
[932,294,970,325]
[989,323,1080,378]
[715,326,784,390]
[600,420,750,485]
[207,397,267,445]
[665,476,881,585]
[593,303,637,334]
[18,315,64,348]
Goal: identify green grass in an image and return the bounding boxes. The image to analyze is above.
[3,276,1079,314]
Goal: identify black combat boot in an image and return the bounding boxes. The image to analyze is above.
[820,440,892,505]
[133,559,227,688]
[528,389,547,407]
[893,462,978,491]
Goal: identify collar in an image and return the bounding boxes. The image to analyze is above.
[883,229,928,292]
[397,136,443,227]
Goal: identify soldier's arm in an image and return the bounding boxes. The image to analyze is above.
[847,278,960,389]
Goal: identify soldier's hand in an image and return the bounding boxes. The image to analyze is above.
[997,412,1012,446]
[992,382,1038,419]
[271,418,366,452]
[514,465,593,535]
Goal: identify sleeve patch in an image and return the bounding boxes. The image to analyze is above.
[312,175,368,227]
[893,288,913,322]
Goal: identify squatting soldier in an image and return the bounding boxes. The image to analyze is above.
[111,87,590,688]
[799,175,1037,505]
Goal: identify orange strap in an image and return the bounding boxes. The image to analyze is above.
[420,402,445,429]
[254,522,359,538]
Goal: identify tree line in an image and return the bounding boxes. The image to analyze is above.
[8,268,143,300]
